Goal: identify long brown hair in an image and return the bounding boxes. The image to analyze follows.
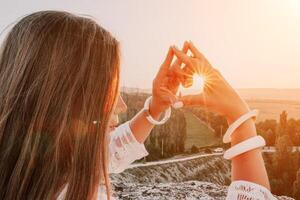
[0,11,119,200]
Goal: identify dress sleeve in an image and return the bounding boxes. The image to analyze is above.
[108,121,149,174]
[226,180,277,200]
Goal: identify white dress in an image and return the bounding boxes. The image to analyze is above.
[59,121,276,200]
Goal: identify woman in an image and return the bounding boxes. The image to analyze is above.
[0,10,181,200]
[0,11,275,200]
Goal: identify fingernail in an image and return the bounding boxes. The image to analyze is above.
[172,101,183,109]
[173,45,179,50]
[189,40,193,44]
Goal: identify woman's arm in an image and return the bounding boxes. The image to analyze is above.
[109,47,184,173]
[129,44,188,143]
[129,102,163,143]
[172,41,271,190]
[229,108,270,189]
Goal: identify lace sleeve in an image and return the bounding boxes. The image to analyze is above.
[108,121,149,174]
[226,180,276,200]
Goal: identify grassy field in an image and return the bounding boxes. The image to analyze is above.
[237,88,300,121]
[184,111,221,151]
[246,99,300,122]
[183,98,300,151]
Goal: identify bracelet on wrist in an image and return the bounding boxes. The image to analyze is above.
[143,96,171,125]
[223,109,259,143]
[223,135,265,160]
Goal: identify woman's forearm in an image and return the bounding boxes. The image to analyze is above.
[171,41,272,191]
[129,102,163,143]
[128,46,179,144]
[230,118,271,190]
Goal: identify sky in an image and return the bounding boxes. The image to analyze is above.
[1,0,300,89]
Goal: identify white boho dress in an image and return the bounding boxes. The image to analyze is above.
[59,121,276,200]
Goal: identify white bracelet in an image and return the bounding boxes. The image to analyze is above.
[223,109,259,143]
[143,96,171,125]
[223,135,266,160]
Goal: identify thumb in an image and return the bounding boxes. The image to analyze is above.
[179,94,206,107]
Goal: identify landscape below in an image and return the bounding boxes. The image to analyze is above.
[110,155,294,200]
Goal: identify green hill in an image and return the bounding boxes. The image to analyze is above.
[184,111,221,150]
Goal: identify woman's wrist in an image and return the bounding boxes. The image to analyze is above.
[231,119,257,145]
[148,98,164,120]
[226,103,250,124]
[225,101,257,145]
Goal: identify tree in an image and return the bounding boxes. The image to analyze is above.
[288,118,300,146]
[259,128,275,146]
[278,110,288,137]
[293,168,300,199]
[266,110,300,197]
[265,129,275,146]
[273,135,293,175]
[256,119,277,145]
[256,119,277,134]
[191,145,199,154]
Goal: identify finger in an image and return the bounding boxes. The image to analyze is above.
[176,41,189,66]
[172,45,193,67]
[168,63,194,89]
[179,94,206,106]
[182,78,193,88]
[158,47,174,76]
[167,76,180,94]
[169,64,191,80]
[172,45,199,77]
[160,86,177,99]
[188,41,215,75]
[183,41,189,53]
[179,66,194,85]
[162,75,176,90]
[182,65,194,76]
[169,61,182,75]
[170,41,189,73]
[188,40,203,59]
[158,95,174,103]
[170,41,194,78]
[160,87,178,104]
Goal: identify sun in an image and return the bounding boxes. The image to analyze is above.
[192,74,205,91]
[178,74,206,96]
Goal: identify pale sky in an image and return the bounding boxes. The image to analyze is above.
[1,0,300,89]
